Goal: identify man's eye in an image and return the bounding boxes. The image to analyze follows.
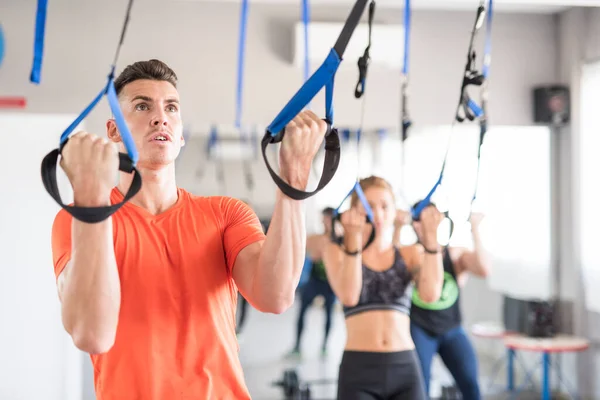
[135,103,148,111]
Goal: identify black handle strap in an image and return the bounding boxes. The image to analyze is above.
[354,1,376,98]
[330,212,376,256]
[261,123,340,201]
[40,145,141,224]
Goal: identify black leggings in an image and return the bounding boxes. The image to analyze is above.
[337,350,427,400]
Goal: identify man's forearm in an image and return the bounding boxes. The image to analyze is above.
[61,205,120,354]
[254,190,306,313]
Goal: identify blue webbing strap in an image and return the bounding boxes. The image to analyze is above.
[455,0,493,123]
[400,0,412,192]
[235,0,249,130]
[330,1,376,255]
[30,0,48,84]
[261,0,369,201]
[413,0,493,223]
[401,0,411,140]
[40,0,140,223]
[471,0,493,205]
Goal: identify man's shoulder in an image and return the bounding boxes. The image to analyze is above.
[181,190,241,209]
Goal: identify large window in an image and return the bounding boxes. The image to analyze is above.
[310,124,552,298]
[580,61,600,313]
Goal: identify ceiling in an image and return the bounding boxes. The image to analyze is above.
[175,0,600,13]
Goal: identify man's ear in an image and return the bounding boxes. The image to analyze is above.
[106,119,122,143]
[180,133,185,147]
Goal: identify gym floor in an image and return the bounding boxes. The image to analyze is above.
[237,296,549,400]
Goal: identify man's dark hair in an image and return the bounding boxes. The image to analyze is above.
[114,59,178,96]
[322,207,335,217]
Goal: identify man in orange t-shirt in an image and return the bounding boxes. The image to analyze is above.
[50,59,328,399]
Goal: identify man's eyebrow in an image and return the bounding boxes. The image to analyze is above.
[130,95,179,104]
[131,95,153,103]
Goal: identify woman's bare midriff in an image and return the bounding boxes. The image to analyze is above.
[344,310,414,352]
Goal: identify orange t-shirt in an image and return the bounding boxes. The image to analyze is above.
[51,188,266,400]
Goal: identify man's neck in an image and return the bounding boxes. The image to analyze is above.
[117,164,179,215]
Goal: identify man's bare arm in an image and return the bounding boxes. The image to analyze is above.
[59,209,121,355]
[233,191,305,314]
[232,111,327,314]
[56,132,122,354]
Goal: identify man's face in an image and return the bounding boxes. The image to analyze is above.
[107,79,184,168]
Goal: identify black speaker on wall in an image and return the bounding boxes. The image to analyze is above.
[533,85,571,125]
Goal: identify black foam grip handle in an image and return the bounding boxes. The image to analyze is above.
[330,211,376,255]
[41,148,142,223]
[261,122,340,200]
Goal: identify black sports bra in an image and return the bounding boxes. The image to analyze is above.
[343,247,414,318]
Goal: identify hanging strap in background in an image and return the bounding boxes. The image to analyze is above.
[331,1,377,255]
[261,0,369,200]
[235,0,249,130]
[471,0,493,206]
[400,0,411,149]
[30,0,48,84]
[412,0,493,225]
[354,1,375,98]
[454,0,493,124]
[40,0,140,224]
[400,0,412,192]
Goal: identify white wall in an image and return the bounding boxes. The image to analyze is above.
[0,114,83,400]
[556,7,600,398]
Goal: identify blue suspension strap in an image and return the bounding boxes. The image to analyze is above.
[400,0,411,139]
[455,0,492,125]
[354,1,375,98]
[235,0,249,130]
[40,0,140,223]
[412,0,493,239]
[30,0,48,84]
[411,1,492,240]
[330,1,376,255]
[400,0,411,188]
[261,0,370,200]
[235,0,254,195]
[470,0,493,207]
